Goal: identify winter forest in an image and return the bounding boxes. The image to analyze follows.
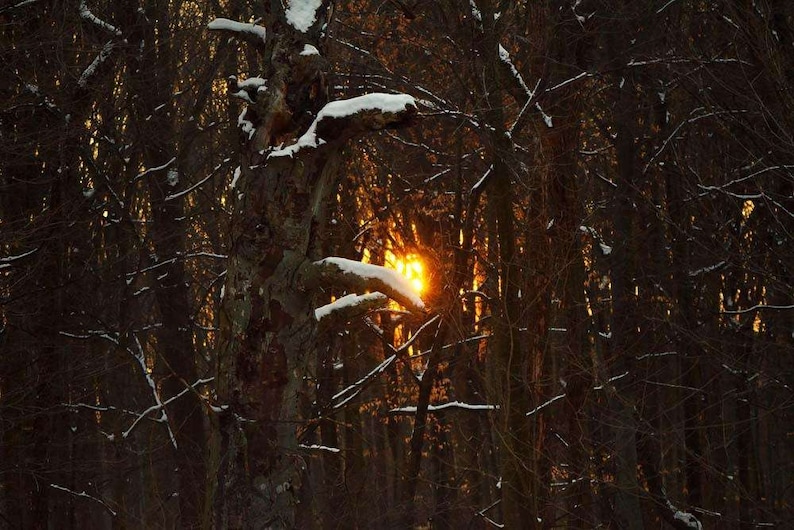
[2,0,793,528]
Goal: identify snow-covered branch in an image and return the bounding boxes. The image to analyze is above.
[525,393,566,417]
[122,377,214,442]
[79,1,122,36]
[311,256,425,313]
[50,484,117,517]
[269,93,417,158]
[315,292,388,323]
[332,354,396,410]
[78,41,114,88]
[207,17,267,46]
[661,499,703,529]
[498,44,552,129]
[0,247,39,269]
[0,0,40,14]
[390,401,499,415]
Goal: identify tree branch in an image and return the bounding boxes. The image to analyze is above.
[207,18,267,48]
[268,93,417,158]
[308,257,426,313]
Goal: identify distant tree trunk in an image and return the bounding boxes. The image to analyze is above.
[121,4,207,525]
[607,88,645,530]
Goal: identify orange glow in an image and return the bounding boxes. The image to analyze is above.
[390,253,425,295]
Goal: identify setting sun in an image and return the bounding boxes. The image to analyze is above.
[391,254,425,294]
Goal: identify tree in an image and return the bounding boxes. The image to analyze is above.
[206,4,422,527]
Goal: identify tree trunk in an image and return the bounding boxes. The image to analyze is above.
[207,5,416,527]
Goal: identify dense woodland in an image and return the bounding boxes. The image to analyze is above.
[2,1,793,528]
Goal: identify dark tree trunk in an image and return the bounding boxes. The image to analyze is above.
[207,5,416,528]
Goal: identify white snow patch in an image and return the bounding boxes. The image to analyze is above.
[237,108,256,139]
[315,292,387,321]
[285,0,323,33]
[469,0,482,22]
[238,76,267,90]
[300,44,320,56]
[167,168,179,187]
[269,93,415,158]
[315,256,425,310]
[230,166,241,189]
[667,501,703,530]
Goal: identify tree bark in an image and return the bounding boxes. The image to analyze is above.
[208,5,416,527]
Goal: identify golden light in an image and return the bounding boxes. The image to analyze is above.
[389,252,425,295]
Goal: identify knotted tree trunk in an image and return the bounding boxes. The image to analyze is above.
[206,4,418,528]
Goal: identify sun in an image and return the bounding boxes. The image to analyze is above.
[391,254,425,294]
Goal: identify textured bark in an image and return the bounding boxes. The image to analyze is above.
[208,5,416,527]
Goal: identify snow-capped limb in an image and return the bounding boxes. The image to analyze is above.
[526,393,566,417]
[0,247,39,269]
[311,257,425,313]
[315,292,388,323]
[49,484,117,517]
[298,444,340,453]
[81,331,179,449]
[666,502,703,530]
[499,44,533,98]
[579,225,613,255]
[79,1,122,36]
[469,0,483,27]
[0,0,40,14]
[269,93,417,158]
[207,17,267,47]
[497,43,552,130]
[332,354,397,410]
[390,401,500,415]
[78,41,114,88]
[122,377,214,442]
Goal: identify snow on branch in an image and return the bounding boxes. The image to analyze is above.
[79,1,122,36]
[499,45,532,98]
[269,93,417,158]
[315,292,388,322]
[285,0,323,33]
[332,354,396,410]
[664,500,703,530]
[78,41,114,88]
[469,0,483,26]
[525,393,566,417]
[50,484,117,517]
[123,377,214,443]
[390,401,499,415]
[0,247,39,269]
[498,44,552,128]
[312,257,425,313]
[0,0,40,14]
[207,17,267,45]
[299,444,340,453]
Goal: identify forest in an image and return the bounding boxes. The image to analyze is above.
[1,1,793,529]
